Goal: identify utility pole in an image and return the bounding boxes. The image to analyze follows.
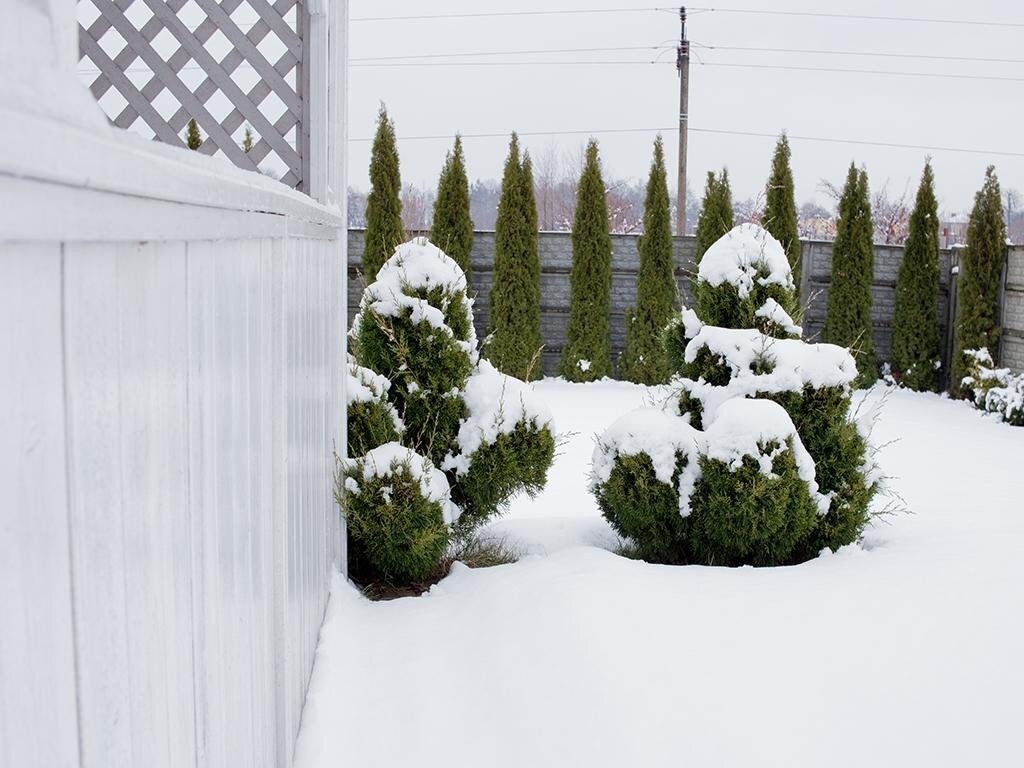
[676,6,690,236]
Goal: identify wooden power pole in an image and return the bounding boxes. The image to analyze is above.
[676,6,690,235]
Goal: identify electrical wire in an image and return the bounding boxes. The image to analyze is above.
[692,42,1024,66]
[351,7,675,22]
[350,60,667,68]
[351,45,671,62]
[687,7,1024,29]
[700,61,1024,83]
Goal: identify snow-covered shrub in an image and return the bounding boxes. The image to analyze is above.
[344,238,556,585]
[347,358,403,456]
[342,444,455,585]
[593,224,879,566]
[962,348,1024,426]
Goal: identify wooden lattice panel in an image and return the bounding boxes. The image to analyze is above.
[77,0,305,188]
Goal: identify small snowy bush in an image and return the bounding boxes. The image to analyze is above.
[593,224,879,566]
[343,238,556,586]
[962,348,1024,426]
[342,444,455,585]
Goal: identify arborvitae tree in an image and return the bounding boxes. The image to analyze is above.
[824,164,877,386]
[363,105,405,278]
[890,161,941,391]
[242,125,254,153]
[763,134,801,294]
[559,139,613,381]
[185,118,202,150]
[488,134,543,380]
[950,166,1007,398]
[620,136,676,384]
[430,135,474,285]
[694,169,734,264]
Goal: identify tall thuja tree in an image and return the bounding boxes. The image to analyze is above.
[620,136,676,384]
[363,105,404,278]
[825,164,876,386]
[891,161,941,391]
[763,134,801,293]
[950,166,1007,398]
[430,135,474,285]
[694,169,734,264]
[559,140,613,381]
[489,133,543,380]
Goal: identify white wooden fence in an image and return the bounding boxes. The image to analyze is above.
[1,2,347,767]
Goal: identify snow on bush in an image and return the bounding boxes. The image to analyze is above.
[962,348,1024,426]
[347,357,403,457]
[594,224,880,566]
[344,238,556,585]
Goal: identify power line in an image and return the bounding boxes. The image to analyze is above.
[351,7,673,22]
[351,45,670,62]
[693,42,1024,66]
[701,61,1024,83]
[348,125,1024,159]
[351,60,666,68]
[688,7,1024,29]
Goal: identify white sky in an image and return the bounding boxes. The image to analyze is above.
[347,0,1024,214]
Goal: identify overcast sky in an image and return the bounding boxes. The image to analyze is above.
[347,0,1024,214]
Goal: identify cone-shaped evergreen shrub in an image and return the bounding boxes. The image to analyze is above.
[430,135,474,285]
[488,134,544,381]
[363,105,405,278]
[824,164,877,387]
[763,134,801,294]
[620,136,677,385]
[345,238,555,586]
[694,169,735,264]
[594,224,879,567]
[890,161,941,391]
[186,118,202,150]
[559,139,613,381]
[950,166,1007,398]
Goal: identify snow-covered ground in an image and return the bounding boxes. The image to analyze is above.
[294,381,1024,768]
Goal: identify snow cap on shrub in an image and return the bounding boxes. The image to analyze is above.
[357,442,459,525]
[697,223,794,297]
[346,358,404,456]
[591,407,701,490]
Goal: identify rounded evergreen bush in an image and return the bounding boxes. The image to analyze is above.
[343,443,455,585]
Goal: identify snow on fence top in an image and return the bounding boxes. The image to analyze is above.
[697,223,794,296]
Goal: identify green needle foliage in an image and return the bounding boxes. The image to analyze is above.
[621,136,676,384]
[488,133,544,380]
[363,105,405,278]
[185,118,202,150]
[242,125,254,153]
[430,135,475,285]
[951,166,1007,398]
[559,139,613,381]
[694,169,735,265]
[891,161,941,391]
[763,134,802,294]
[824,164,877,386]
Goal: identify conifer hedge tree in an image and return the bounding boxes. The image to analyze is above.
[559,139,613,381]
[694,169,734,264]
[763,134,802,294]
[185,118,201,150]
[430,135,474,285]
[824,164,877,387]
[950,166,1007,398]
[620,136,677,384]
[488,133,544,381]
[344,238,555,586]
[890,161,941,391]
[363,105,405,278]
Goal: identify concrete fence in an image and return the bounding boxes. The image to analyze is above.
[348,229,1024,379]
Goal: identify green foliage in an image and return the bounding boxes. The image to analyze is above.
[242,125,254,154]
[452,422,556,531]
[620,136,677,384]
[559,139,613,381]
[430,135,475,285]
[693,274,798,338]
[185,118,202,150]
[594,452,691,563]
[342,455,450,585]
[346,364,402,457]
[763,134,802,294]
[824,164,877,386]
[890,161,941,391]
[694,169,734,264]
[488,134,544,381]
[950,166,1007,398]
[363,105,405,278]
[687,444,820,567]
[961,348,1024,426]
